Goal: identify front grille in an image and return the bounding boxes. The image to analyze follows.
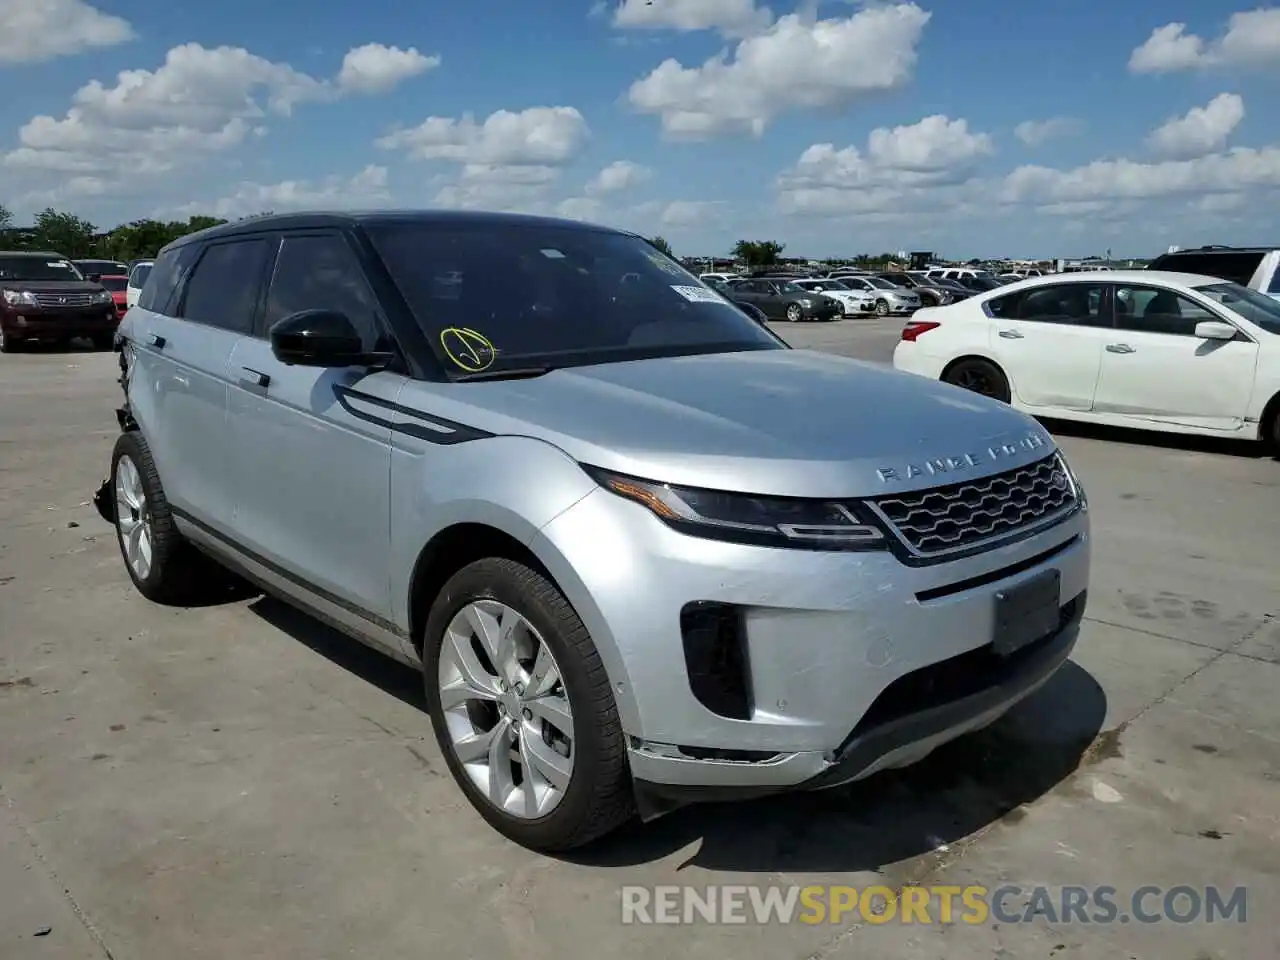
[33,292,94,308]
[870,454,1076,556]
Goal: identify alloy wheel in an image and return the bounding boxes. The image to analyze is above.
[786,304,802,322]
[437,600,575,819]
[114,454,153,580]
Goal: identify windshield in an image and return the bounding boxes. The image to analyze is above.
[968,277,1003,291]
[129,263,153,287]
[368,222,784,374]
[816,279,850,290]
[1194,281,1280,334]
[0,256,83,282]
[864,277,895,289]
[76,260,126,275]
[99,277,128,292]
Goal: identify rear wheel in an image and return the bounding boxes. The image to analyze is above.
[111,431,239,605]
[943,357,1011,403]
[785,303,803,322]
[423,557,633,851]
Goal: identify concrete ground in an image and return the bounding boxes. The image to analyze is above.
[1,329,1277,960]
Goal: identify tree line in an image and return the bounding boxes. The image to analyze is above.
[0,203,273,264]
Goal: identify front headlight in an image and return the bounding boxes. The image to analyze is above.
[586,467,886,551]
[797,298,813,308]
[1056,451,1087,510]
[2,289,37,306]
[91,290,112,304]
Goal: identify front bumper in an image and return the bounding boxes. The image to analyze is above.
[531,485,1090,818]
[1,305,118,339]
[884,299,920,314]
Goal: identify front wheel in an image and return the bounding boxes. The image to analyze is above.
[785,303,803,322]
[875,299,890,317]
[943,357,1011,403]
[0,327,15,353]
[423,558,634,851]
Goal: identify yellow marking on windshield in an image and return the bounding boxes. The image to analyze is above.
[440,327,495,372]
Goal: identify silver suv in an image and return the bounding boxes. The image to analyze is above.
[100,211,1091,851]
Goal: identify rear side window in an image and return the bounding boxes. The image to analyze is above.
[987,283,1107,325]
[1268,261,1280,293]
[176,239,271,334]
[136,253,182,313]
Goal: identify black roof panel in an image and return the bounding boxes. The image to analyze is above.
[159,208,622,256]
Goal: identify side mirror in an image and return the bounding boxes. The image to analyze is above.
[270,309,379,367]
[1194,320,1237,341]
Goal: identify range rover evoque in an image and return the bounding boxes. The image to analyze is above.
[98,210,1091,852]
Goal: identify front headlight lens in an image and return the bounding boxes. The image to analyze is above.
[586,467,886,550]
[2,289,37,306]
[91,290,111,304]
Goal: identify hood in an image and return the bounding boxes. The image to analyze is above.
[402,350,1056,497]
[0,279,103,295]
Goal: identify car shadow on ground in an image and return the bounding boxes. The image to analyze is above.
[248,594,1107,874]
[1039,416,1274,461]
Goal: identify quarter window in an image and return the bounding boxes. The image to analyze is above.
[177,239,271,334]
[1111,285,1217,337]
[262,234,384,350]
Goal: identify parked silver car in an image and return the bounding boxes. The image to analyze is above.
[101,211,1090,852]
[837,275,923,315]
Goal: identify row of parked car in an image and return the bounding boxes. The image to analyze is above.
[0,252,153,352]
[698,267,1019,323]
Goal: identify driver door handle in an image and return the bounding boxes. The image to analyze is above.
[240,367,270,388]
[1106,343,1135,354]
[997,329,1023,339]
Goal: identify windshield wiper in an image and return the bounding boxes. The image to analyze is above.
[450,365,555,382]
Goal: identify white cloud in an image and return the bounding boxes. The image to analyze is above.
[584,160,651,194]
[336,43,439,94]
[1001,147,1280,205]
[0,0,134,64]
[660,199,725,226]
[627,2,930,139]
[377,107,589,211]
[775,107,1280,231]
[1146,93,1245,159]
[866,115,993,172]
[556,196,608,221]
[172,165,392,220]
[376,106,589,165]
[1014,117,1082,146]
[612,0,773,38]
[2,40,439,189]
[775,114,995,217]
[1130,9,1280,73]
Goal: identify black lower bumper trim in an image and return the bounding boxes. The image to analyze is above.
[632,591,1086,819]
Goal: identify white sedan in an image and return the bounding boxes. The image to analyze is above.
[790,278,876,316]
[892,270,1280,449]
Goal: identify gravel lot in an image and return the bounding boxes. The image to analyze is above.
[1,329,1277,960]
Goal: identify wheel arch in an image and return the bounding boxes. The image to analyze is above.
[940,353,1017,400]
[1260,389,1280,447]
[405,515,642,733]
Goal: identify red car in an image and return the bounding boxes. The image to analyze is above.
[98,274,130,317]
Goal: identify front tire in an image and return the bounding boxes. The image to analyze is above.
[785,303,803,322]
[943,357,1012,403]
[0,328,18,353]
[875,299,890,317]
[111,431,228,605]
[423,558,633,851]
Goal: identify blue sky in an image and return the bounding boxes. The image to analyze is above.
[3,0,1280,259]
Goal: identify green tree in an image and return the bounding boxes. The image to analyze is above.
[0,202,12,231]
[732,239,785,267]
[31,208,98,258]
[648,234,674,257]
